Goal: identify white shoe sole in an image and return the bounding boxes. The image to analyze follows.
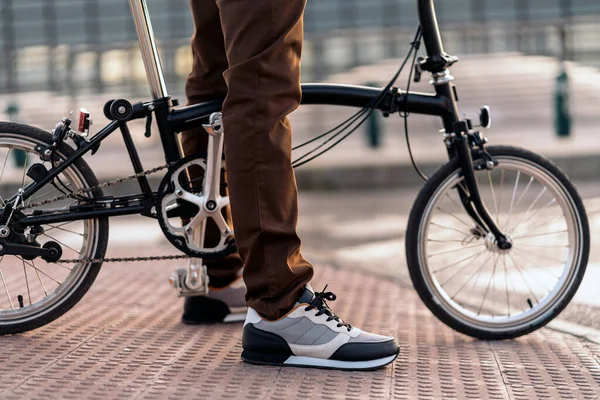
[282,353,398,370]
[242,350,399,371]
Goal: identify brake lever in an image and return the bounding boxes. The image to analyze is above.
[145,112,153,138]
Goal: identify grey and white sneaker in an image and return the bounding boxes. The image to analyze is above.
[182,275,247,324]
[241,285,399,370]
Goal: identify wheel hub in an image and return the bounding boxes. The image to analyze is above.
[484,232,513,253]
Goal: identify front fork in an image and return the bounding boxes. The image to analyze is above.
[451,122,511,250]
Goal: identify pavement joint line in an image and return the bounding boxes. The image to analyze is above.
[546,319,600,346]
[488,341,512,399]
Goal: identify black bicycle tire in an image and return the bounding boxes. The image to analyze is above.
[405,145,590,340]
[0,122,109,334]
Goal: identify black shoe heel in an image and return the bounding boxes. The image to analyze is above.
[241,350,289,366]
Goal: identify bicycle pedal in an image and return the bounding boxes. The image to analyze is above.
[169,267,209,297]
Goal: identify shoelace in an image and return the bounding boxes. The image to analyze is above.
[305,285,352,332]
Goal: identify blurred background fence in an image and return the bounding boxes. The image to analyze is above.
[1,0,600,173]
[1,0,599,96]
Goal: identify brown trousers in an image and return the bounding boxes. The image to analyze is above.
[182,0,314,320]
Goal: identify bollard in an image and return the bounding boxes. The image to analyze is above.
[4,102,27,167]
[554,63,571,137]
[365,82,382,149]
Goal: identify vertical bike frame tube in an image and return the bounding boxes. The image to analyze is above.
[129,0,182,164]
[128,0,168,99]
[418,0,445,57]
[417,0,460,131]
[119,123,153,196]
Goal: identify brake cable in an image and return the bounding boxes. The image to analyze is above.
[402,29,429,181]
[291,25,423,169]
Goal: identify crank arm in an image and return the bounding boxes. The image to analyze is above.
[202,113,225,204]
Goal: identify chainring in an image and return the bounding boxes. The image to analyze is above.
[156,154,236,260]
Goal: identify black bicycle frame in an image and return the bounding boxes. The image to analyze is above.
[15,0,508,246]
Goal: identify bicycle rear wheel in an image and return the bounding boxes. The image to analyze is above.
[406,146,589,339]
[0,123,109,334]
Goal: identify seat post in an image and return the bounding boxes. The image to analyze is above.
[128,0,169,99]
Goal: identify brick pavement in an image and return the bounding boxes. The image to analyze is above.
[0,245,600,399]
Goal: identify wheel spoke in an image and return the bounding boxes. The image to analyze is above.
[433,249,487,274]
[428,243,483,258]
[427,238,472,244]
[504,254,527,314]
[435,205,476,230]
[513,176,535,212]
[518,213,563,237]
[507,253,539,304]
[18,257,63,285]
[438,251,488,287]
[42,233,81,254]
[450,252,494,299]
[44,223,84,237]
[488,171,499,224]
[512,250,554,294]
[0,148,12,206]
[497,169,504,227]
[22,259,32,306]
[430,221,471,237]
[502,254,510,316]
[0,258,14,309]
[504,170,520,228]
[507,186,547,234]
[513,248,562,280]
[43,221,76,233]
[33,261,48,296]
[20,151,29,187]
[508,198,556,235]
[478,254,500,315]
[514,230,568,239]
[29,182,73,204]
[517,243,568,249]
[444,191,488,234]
[512,247,566,266]
[54,262,73,271]
[456,180,470,196]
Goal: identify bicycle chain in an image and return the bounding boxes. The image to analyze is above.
[59,254,189,264]
[19,163,172,210]
[17,162,193,264]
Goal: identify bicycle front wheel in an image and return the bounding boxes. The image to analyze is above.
[406,146,589,339]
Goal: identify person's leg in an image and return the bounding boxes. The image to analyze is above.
[211,0,399,369]
[216,0,313,321]
[215,0,399,370]
[180,0,245,324]
[183,0,243,286]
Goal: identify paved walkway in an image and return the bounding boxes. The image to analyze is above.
[1,244,599,399]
